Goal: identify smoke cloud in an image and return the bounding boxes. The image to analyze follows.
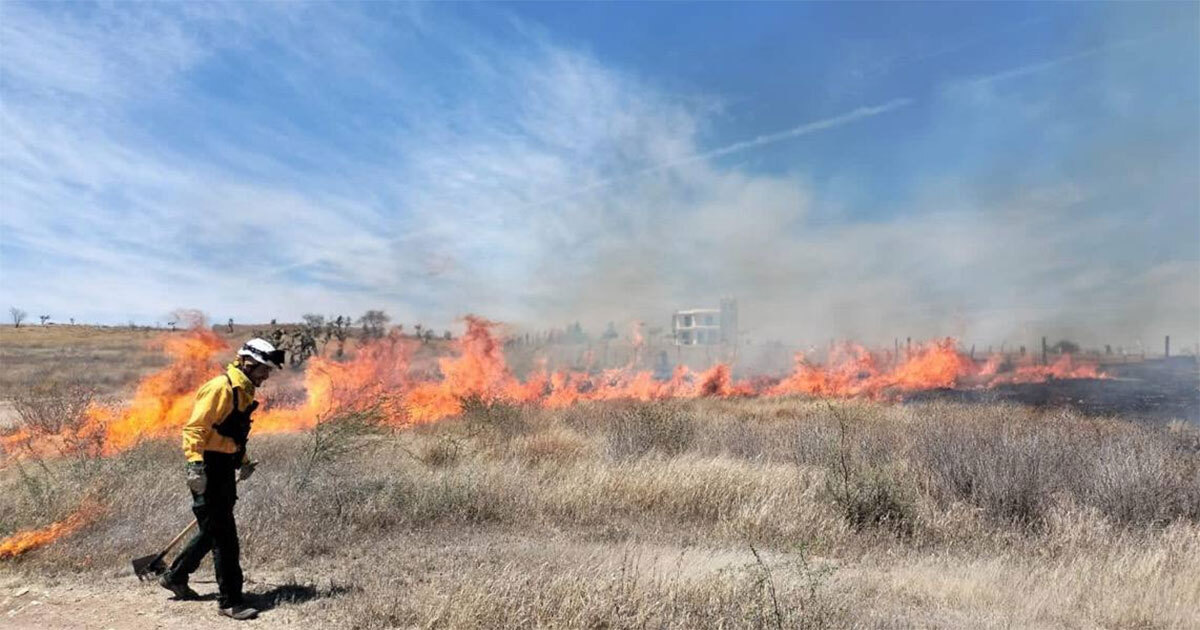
[1,3,1195,351]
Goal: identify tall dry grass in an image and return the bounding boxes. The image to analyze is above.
[1,393,1198,628]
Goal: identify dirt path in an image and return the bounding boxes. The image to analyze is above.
[0,542,759,629]
[0,572,326,629]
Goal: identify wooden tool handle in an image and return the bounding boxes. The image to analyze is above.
[161,519,198,555]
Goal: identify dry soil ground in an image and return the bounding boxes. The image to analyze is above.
[1,570,320,629]
[1,539,769,630]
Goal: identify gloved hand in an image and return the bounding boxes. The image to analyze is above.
[185,461,207,495]
[237,460,257,482]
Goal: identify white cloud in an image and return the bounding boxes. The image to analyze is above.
[0,3,1195,351]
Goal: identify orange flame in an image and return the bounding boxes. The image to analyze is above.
[0,504,96,559]
[770,339,1103,399]
[256,330,413,431]
[1,329,228,459]
[2,317,1107,460]
[87,329,230,454]
[989,353,1104,385]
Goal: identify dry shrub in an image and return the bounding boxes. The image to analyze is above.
[532,456,825,545]
[908,406,1200,530]
[600,401,697,460]
[0,439,191,568]
[913,414,1077,529]
[347,546,844,630]
[507,425,590,466]
[316,462,520,532]
[1080,431,1200,526]
[294,404,388,489]
[0,381,130,537]
[8,381,104,456]
[819,405,916,537]
[459,397,530,441]
[687,400,821,463]
[414,435,465,468]
[783,420,836,468]
[826,469,915,537]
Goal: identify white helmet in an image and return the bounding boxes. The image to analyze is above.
[238,338,285,369]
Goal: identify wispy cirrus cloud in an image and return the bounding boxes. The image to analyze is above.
[1,2,1196,350]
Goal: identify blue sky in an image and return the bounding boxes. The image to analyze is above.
[1,2,1197,347]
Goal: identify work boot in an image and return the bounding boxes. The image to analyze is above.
[158,573,200,601]
[218,604,260,621]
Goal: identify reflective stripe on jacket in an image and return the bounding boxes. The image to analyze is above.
[181,364,256,463]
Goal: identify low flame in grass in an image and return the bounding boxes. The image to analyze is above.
[256,332,413,433]
[0,504,96,560]
[988,354,1104,385]
[403,315,518,422]
[0,316,1107,460]
[771,339,979,398]
[769,339,1106,399]
[85,330,229,454]
[1,330,228,458]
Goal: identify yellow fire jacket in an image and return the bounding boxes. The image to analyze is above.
[182,364,256,463]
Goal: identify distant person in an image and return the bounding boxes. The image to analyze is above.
[158,338,283,621]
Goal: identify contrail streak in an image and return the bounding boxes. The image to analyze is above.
[553,97,914,201]
[964,36,1143,87]
[639,97,914,173]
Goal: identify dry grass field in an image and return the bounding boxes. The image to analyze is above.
[2,399,1198,628]
[0,325,171,402]
[1,327,1198,628]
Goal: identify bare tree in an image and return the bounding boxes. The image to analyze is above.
[359,310,390,339]
[9,307,27,328]
[39,315,51,325]
[302,313,326,328]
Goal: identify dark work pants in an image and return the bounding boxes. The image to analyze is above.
[165,452,243,608]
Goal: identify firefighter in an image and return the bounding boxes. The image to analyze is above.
[158,338,283,620]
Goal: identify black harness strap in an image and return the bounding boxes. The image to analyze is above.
[213,373,258,465]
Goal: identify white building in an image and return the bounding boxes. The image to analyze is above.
[672,299,737,346]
